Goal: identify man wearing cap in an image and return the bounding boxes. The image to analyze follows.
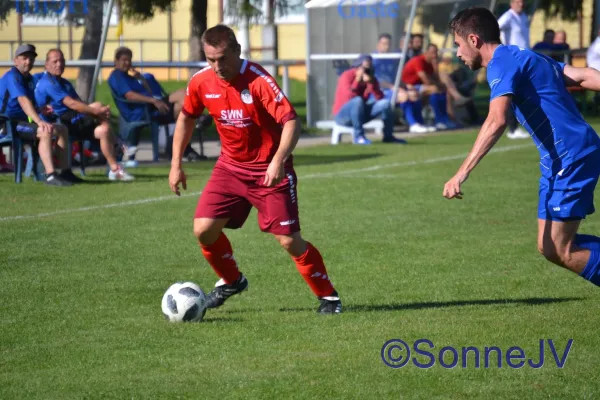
[0,44,72,186]
[331,54,406,145]
[35,48,134,182]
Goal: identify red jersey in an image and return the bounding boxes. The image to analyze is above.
[331,68,383,116]
[182,60,297,170]
[401,55,434,85]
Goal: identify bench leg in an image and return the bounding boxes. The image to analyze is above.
[331,127,341,145]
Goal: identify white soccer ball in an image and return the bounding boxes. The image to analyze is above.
[161,282,207,322]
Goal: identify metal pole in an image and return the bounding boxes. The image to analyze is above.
[177,40,181,81]
[390,0,419,109]
[88,0,115,103]
[139,40,144,73]
[283,65,289,97]
[442,2,460,50]
[305,4,312,126]
[489,0,497,14]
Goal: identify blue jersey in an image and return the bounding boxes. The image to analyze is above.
[107,69,151,122]
[0,67,36,120]
[372,56,399,85]
[487,45,600,177]
[35,72,81,117]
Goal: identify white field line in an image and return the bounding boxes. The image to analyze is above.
[0,144,531,222]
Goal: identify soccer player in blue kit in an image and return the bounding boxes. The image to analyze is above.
[443,7,600,287]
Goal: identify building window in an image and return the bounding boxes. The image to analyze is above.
[222,0,305,25]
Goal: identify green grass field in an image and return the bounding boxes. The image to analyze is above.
[1,129,600,399]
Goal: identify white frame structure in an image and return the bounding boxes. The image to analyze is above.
[304,0,471,125]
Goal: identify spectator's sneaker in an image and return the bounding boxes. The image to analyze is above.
[124,146,138,158]
[382,137,407,144]
[45,173,72,187]
[435,122,448,130]
[123,160,139,168]
[58,169,85,184]
[317,291,342,314]
[353,136,372,145]
[108,166,135,181]
[185,149,206,162]
[409,123,430,133]
[205,274,248,309]
[507,127,530,139]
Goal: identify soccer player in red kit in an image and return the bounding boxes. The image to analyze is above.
[168,24,342,314]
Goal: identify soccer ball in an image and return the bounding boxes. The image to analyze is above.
[161,282,207,322]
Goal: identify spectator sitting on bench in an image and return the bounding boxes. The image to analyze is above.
[372,33,433,133]
[533,29,555,53]
[0,44,72,186]
[35,49,134,182]
[402,44,468,130]
[108,46,203,165]
[332,54,407,145]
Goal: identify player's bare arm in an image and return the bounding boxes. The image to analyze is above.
[563,65,600,90]
[264,117,301,187]
[443,95,511,199]
[169,113,196,196]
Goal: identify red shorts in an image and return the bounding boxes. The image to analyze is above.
[194,160,301,235]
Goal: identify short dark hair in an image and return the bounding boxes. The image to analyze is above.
[378,33,392,41]
[46,48,64,60]
[410,34,424,40]
[201,24,239,51]
[115,46,132,60]
[449,7,501,44]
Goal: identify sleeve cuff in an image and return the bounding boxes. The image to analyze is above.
[182,108,201,119]
[280,112,297,126]
[489,91,514,101]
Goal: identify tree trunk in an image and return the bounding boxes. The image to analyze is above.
[76,0,104,101]
[189,0,208,75]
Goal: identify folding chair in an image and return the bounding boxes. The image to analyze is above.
[109,88,161,162]
[0,113,42,183]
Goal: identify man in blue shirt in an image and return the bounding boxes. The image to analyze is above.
[107,47,202,164]
[443,7,600,288]
[35,49,134,181]
[0,44,72,186]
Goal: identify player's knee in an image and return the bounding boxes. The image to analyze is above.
[540,246,566,266]
[193,223,220,246]
[36,129,51,140]
[275,233,305,256]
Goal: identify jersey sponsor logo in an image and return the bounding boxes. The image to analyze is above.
[205,94,221,99]
[218,109,254,128]
[221,109,244,120]
[241,89,253,104]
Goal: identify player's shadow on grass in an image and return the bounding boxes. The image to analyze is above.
[292,153,382,167]
[277,296,584,313]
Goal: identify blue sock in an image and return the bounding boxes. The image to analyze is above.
[430,93,449,124]
[575,234,600,251]
[401,101,418,126]
[580,249,600,286]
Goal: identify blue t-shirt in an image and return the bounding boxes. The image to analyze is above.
[0,67,36,120]
[107,69,151,122]
[372,56,399,86]
[35,72,81,117]
[487,45,600,177]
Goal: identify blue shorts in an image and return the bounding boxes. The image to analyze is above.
[538,151,600,221]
